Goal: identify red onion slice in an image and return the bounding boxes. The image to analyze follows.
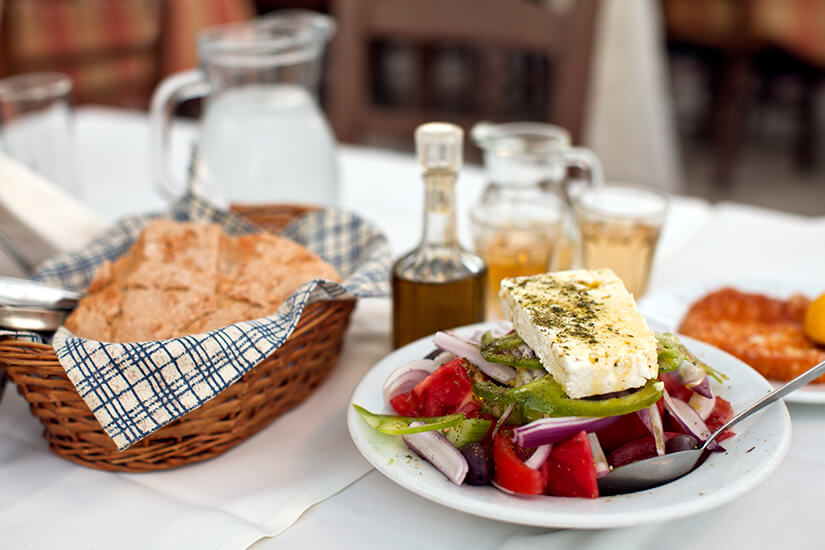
[491,403,516,442]
[689,389,716,420]
[434,331,517,385]
[677,359,705,384]
[382,359,439,403]
[663,389,711,440]
[587,433,610,479]
[637,403,666,456]
[663,389,725,452]
[668,361,713,398]
[524,443,553,470]
[526,368,547,381]
[512,416,619,449]
[688,376,713,399]
[402,422,468,485]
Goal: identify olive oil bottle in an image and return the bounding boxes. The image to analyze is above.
[392,123,487,348]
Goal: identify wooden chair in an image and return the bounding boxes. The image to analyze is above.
[0,0,253,109]
[0,0,164,108]
[326,0,599,145]
[664,0,825,183]
[663,0,760,186]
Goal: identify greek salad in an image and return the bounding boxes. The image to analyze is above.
[353,328,734,498]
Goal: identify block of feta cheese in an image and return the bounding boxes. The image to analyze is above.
[499,268,658,398]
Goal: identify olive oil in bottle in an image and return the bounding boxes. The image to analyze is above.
[392,123,487,348]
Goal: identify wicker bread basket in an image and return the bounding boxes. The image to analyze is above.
[0,205,356,472]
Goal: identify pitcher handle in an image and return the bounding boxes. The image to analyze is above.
[562,147,604,202]
[149,69,211,201]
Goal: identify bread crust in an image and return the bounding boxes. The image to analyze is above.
[65,220,341,342]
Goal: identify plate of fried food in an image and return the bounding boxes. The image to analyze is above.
[639,279,825,404]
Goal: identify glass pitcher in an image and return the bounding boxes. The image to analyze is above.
[470,122,603,295]
[150,11,338,207]
[471,121,602,205]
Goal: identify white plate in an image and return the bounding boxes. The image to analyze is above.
[640,278,825,404]
[347,322,791,529]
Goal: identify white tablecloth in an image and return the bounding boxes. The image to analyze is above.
[0,108,823,549]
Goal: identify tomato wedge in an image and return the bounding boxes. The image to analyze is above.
[413,358,475,416]
[607,432,681,469]
[545,430,599,499]
[706,396,735,442]
[390,390,421,417]
[594,412,651,454]
[493,432,548,495]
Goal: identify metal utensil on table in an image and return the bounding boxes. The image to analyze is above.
[0,277,79,330]
[598,358,825,494]
[0,277,81,403]
[0,277,82,309]
[0,305,71,332]
[0,277,81,330]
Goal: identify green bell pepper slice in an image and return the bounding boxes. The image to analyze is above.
[480,331,543,369]
[656,332,727,382]
[352,404,463,435]
[444,418,492,448]
[480,401,528,425]
[473,377,664,420]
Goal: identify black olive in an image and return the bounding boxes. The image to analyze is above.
[666,434,699,453]
[460,443,493,486]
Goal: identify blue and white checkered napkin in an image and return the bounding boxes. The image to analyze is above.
[17,194,391,450]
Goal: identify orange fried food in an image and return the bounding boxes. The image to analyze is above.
[679,287,825,384]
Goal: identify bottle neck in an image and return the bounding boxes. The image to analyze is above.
[420,168,458,249]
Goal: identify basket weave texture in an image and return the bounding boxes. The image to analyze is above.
[0,205,356,472]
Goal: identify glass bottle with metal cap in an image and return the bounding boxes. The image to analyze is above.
[392,122,487,348]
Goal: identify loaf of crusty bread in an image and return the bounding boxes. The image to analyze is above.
[65,220,341,342]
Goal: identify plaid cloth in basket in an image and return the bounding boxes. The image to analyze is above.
[4,194,390,450]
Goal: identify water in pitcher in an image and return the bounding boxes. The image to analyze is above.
[196,84,339,206]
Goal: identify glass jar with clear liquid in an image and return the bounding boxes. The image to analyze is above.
[150,11,338,207]
[470,122,603,317]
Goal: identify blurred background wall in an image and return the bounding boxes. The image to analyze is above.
[1,0,824,214]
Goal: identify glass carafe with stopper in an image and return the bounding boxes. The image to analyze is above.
[392,123,487,348]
